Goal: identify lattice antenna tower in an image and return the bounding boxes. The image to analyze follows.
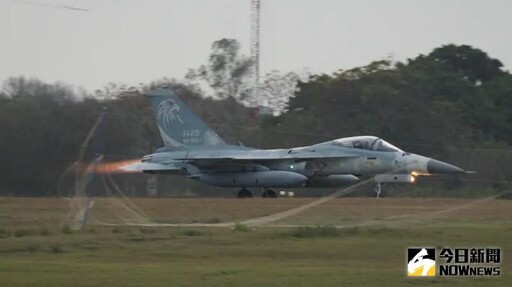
[250,0,260,104]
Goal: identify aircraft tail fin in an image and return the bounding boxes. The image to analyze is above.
[148,88,226,147]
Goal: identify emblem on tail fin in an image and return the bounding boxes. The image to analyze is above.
[157,99,184,127]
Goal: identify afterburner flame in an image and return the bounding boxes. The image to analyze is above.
[85,159,141,174]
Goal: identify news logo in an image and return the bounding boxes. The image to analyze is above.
[406,247,501,278]
[407,248,436,277]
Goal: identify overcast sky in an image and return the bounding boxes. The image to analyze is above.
[1,0,511,91]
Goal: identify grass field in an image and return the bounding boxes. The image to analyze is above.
[1,197,511,286]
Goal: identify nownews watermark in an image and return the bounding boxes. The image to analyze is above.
[407,247,501,277]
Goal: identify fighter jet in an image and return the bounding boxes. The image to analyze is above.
[122,88,467,198]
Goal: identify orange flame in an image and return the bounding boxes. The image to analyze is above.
[84,159,142,174]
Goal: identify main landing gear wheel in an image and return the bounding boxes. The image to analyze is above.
[237,188,253,198]
[262,189,277,198]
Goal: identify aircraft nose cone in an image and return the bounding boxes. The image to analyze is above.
[427,159,465,174]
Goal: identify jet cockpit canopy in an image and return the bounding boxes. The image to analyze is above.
[331,136,403,152]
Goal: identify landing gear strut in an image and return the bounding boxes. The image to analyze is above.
[375,182,382,198]
[237,188,253,198]
[262,189,277,198]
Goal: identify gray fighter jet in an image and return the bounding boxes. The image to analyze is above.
[122,88,467,198]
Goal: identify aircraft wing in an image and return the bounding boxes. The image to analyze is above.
[180,152,361,162]
[121,151,361,173]
[181,152,362,173]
